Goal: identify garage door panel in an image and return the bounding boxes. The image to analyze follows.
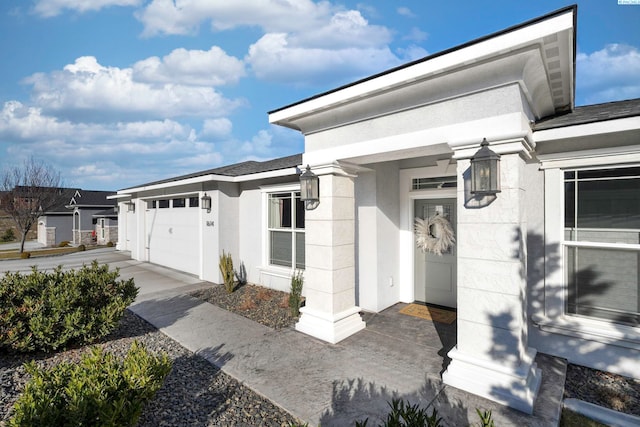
[146,208,200,275]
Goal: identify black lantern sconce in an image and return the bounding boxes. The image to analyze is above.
[201,193,212,213]
[299,165,320,210]
[470,138,501,196]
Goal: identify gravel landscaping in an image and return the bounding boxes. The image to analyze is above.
[563,363,640,417]
[190,283,299,330]
[0,310,302,426]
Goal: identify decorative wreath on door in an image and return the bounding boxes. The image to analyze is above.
[414,213,455,256]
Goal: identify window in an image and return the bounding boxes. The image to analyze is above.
[189,196,199,208]
[412,176,457,190]
[563,167,640,326]
[267,191,305,269]
[172,198,186,208]
[147,200,157,209]
[158,199,169,209]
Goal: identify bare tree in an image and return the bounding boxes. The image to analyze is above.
[0,157,63,253]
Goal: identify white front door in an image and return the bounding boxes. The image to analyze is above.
[414,198,457,308]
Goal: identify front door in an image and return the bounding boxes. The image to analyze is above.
[414,198,457,308]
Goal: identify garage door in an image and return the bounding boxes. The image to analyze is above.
[146,197,200,275]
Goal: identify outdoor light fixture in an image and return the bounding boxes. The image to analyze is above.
[299,165,320,210]
[126,201,135,213]
[470,138,501,195]
[201,193,212,213]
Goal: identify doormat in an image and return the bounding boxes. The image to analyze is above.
[399,304,457,324]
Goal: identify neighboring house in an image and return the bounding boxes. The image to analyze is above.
[38,188,117,246]
[115,6,639,414]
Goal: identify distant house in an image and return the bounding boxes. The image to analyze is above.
[38,188,117,246]
[115,6,640,415]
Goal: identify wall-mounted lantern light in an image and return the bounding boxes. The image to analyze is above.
[201,193,212,213]
[300,165,320,210]
[126,201,135,213]
[470,138,501,195]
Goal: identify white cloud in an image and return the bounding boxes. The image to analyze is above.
[0,101,228,189]
[403,27,428,43]
[240,129,272,155]
[33,0,142,18]
[577,44,640,104]
[397,45,428,62]
[291,10,391,49]
[136,0,333,37]
[246,33,399,85]
[132,46,246,86]
[24,56,243,121]
[397,7,416,18]
[202,118,233,138]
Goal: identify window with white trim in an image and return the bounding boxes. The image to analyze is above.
[563,166,640,326]
[267,191,305,269]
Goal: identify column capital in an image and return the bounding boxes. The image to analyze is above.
[452,137,534,160]
[301,160,372,177]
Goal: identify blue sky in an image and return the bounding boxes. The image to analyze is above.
[0,1,638,191]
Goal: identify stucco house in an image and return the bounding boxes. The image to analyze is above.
[38,188,117,246]
[115,6,639,414]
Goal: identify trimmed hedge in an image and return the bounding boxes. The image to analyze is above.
[8,341,172,426]
[0,261,138,353]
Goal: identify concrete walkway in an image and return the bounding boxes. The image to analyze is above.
[0,249,566,426]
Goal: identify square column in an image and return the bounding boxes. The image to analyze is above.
[295,166,366,343]
[443,143,541,414]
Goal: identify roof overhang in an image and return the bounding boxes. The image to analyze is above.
[534,115,640,156]
[269,6,575,134]
[117,166,300,195]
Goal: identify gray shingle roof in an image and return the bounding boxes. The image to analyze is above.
[534,98,640,131]
[123,153,302,190]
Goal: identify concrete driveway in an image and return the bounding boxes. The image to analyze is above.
[0,248,210,301]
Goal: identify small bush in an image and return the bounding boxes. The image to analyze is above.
[20,251,31,259]
[1,228,16,242]
[8,341,172,427]
[58,240,70,247]
[219,250,235,293]
[234,260,247,286]
[356,399,442,427]
[0,261,138,353]
[77,244,86,251]
[106,241,114,247]
[288,270,304,317]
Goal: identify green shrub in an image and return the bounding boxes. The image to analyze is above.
[8,341,172,427]
[0,261,138,353]
[288,270,304,317]
[58,240,70,247]
[219,250,235,293]
[20,252,31,259]
[1,228,16,242]
[106,241,114,247]
[77,244,86,251]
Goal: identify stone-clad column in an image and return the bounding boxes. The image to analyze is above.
[295,164,366,344]
[443,140,541,414]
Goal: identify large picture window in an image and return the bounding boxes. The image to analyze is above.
[564,167,640,326]
[268,191,305,269]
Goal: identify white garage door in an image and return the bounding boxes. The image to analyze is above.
[146,198,200,275]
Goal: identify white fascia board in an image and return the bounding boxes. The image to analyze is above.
[119,168,299,194]
[108,193,132,199]
[534,116,640,142]
[269,11,573,125]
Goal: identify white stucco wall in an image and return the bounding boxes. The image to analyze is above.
[356,162,401,312]
[238,185,263,285]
